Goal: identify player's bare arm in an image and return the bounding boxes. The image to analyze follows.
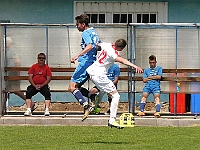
[148,75,162,80]
[113,77,119,85]
[115,56,143,73]
[143,77,152,83]
[143,75,161,83]
[28,74,36,87]
[71,43,93,63]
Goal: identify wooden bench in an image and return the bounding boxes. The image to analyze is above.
[5,67,200,82]
[3,67,132,114]
[3,67,200,115]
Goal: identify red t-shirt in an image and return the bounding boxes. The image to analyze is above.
[28,63,52,85]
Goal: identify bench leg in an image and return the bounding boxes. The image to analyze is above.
[194,114,198,119]
[2,92,9,115]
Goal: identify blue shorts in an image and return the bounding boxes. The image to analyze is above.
[142,86,161,95]
[71,61,93,85]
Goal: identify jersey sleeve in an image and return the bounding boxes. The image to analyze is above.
[82,31,92,45]
[157,66,163,76]
[143,68,148,79]
[28,65,34,74]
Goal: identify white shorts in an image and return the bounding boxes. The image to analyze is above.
[89,75,116,93]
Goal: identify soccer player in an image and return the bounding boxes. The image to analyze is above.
[86,39,143,129]
[80,63,120,115]
[137,55,162,117]
[68,14,101,121]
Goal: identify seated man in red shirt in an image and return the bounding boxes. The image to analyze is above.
[24,53,52,116]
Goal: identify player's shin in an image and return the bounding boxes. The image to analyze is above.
[72,89,88,106]
[109,92,120,123]
[155,103,160,112]
[140,101,146,112]
[94,91,104,109]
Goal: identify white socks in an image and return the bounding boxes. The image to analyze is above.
[109,92,120,123]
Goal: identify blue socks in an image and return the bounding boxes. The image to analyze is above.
[155,104,160,112]
[72,89,87,106]
[140,101,160,112]
[140,101,146,112]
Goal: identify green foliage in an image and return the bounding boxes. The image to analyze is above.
[0,126,200,150]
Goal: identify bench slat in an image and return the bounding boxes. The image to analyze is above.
[5,67,200,73]
[4,76,134,81]
[4,67,76,72]
[4,90,200,94]
[5,76,200,82]
[163,69,200,73]
[4,76,72,80]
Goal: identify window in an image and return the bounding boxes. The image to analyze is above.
[113,14,132,23]
[137,14,156,23]
[75,2,168,23]
[0,20,10,23]
[86,14,105,23]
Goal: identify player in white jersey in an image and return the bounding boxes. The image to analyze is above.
[86,39,143,129]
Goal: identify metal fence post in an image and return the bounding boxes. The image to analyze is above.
[0,26,4,116]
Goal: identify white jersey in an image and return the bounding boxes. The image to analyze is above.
[86,43,120,76]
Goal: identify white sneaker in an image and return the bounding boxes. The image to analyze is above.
[44,110,50,116]
[24,110,32,116]
[108,121,124,129]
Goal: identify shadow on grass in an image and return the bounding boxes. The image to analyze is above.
[79,141,133,144]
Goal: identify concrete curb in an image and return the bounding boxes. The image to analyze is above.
[1,115,200,127]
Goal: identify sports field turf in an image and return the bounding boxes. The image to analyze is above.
[0,126,200,150]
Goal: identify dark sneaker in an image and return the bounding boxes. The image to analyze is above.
[82,105,94,121]
[108,121,124,129]
[94,107,101,115]
[104,109,110,115]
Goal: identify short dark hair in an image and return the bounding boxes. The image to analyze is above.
[38,53,46,58]
[115,39,127,48]
[75,14,89,26]
[149,55,156,61]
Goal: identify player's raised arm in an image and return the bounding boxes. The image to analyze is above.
[71,44,93,63]
[115,56,143,73]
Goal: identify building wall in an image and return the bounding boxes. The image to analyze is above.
[0,0,200,24]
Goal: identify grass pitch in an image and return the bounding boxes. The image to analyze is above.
[0,126,200,150]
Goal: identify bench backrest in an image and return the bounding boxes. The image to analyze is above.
[4,67,200,82]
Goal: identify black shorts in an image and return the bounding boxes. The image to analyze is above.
[26,85,51,100]
[93,86,100,92]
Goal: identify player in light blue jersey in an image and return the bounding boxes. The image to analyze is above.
[137,55,162,117]
[107,64,120,87]
[68,14,101,121]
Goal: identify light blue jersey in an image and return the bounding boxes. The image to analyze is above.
[78,27,101,63]
[142,66,162,94]
[107,64,120,87]
[71,27,101,84]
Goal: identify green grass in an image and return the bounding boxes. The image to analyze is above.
[0,126,200,150]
